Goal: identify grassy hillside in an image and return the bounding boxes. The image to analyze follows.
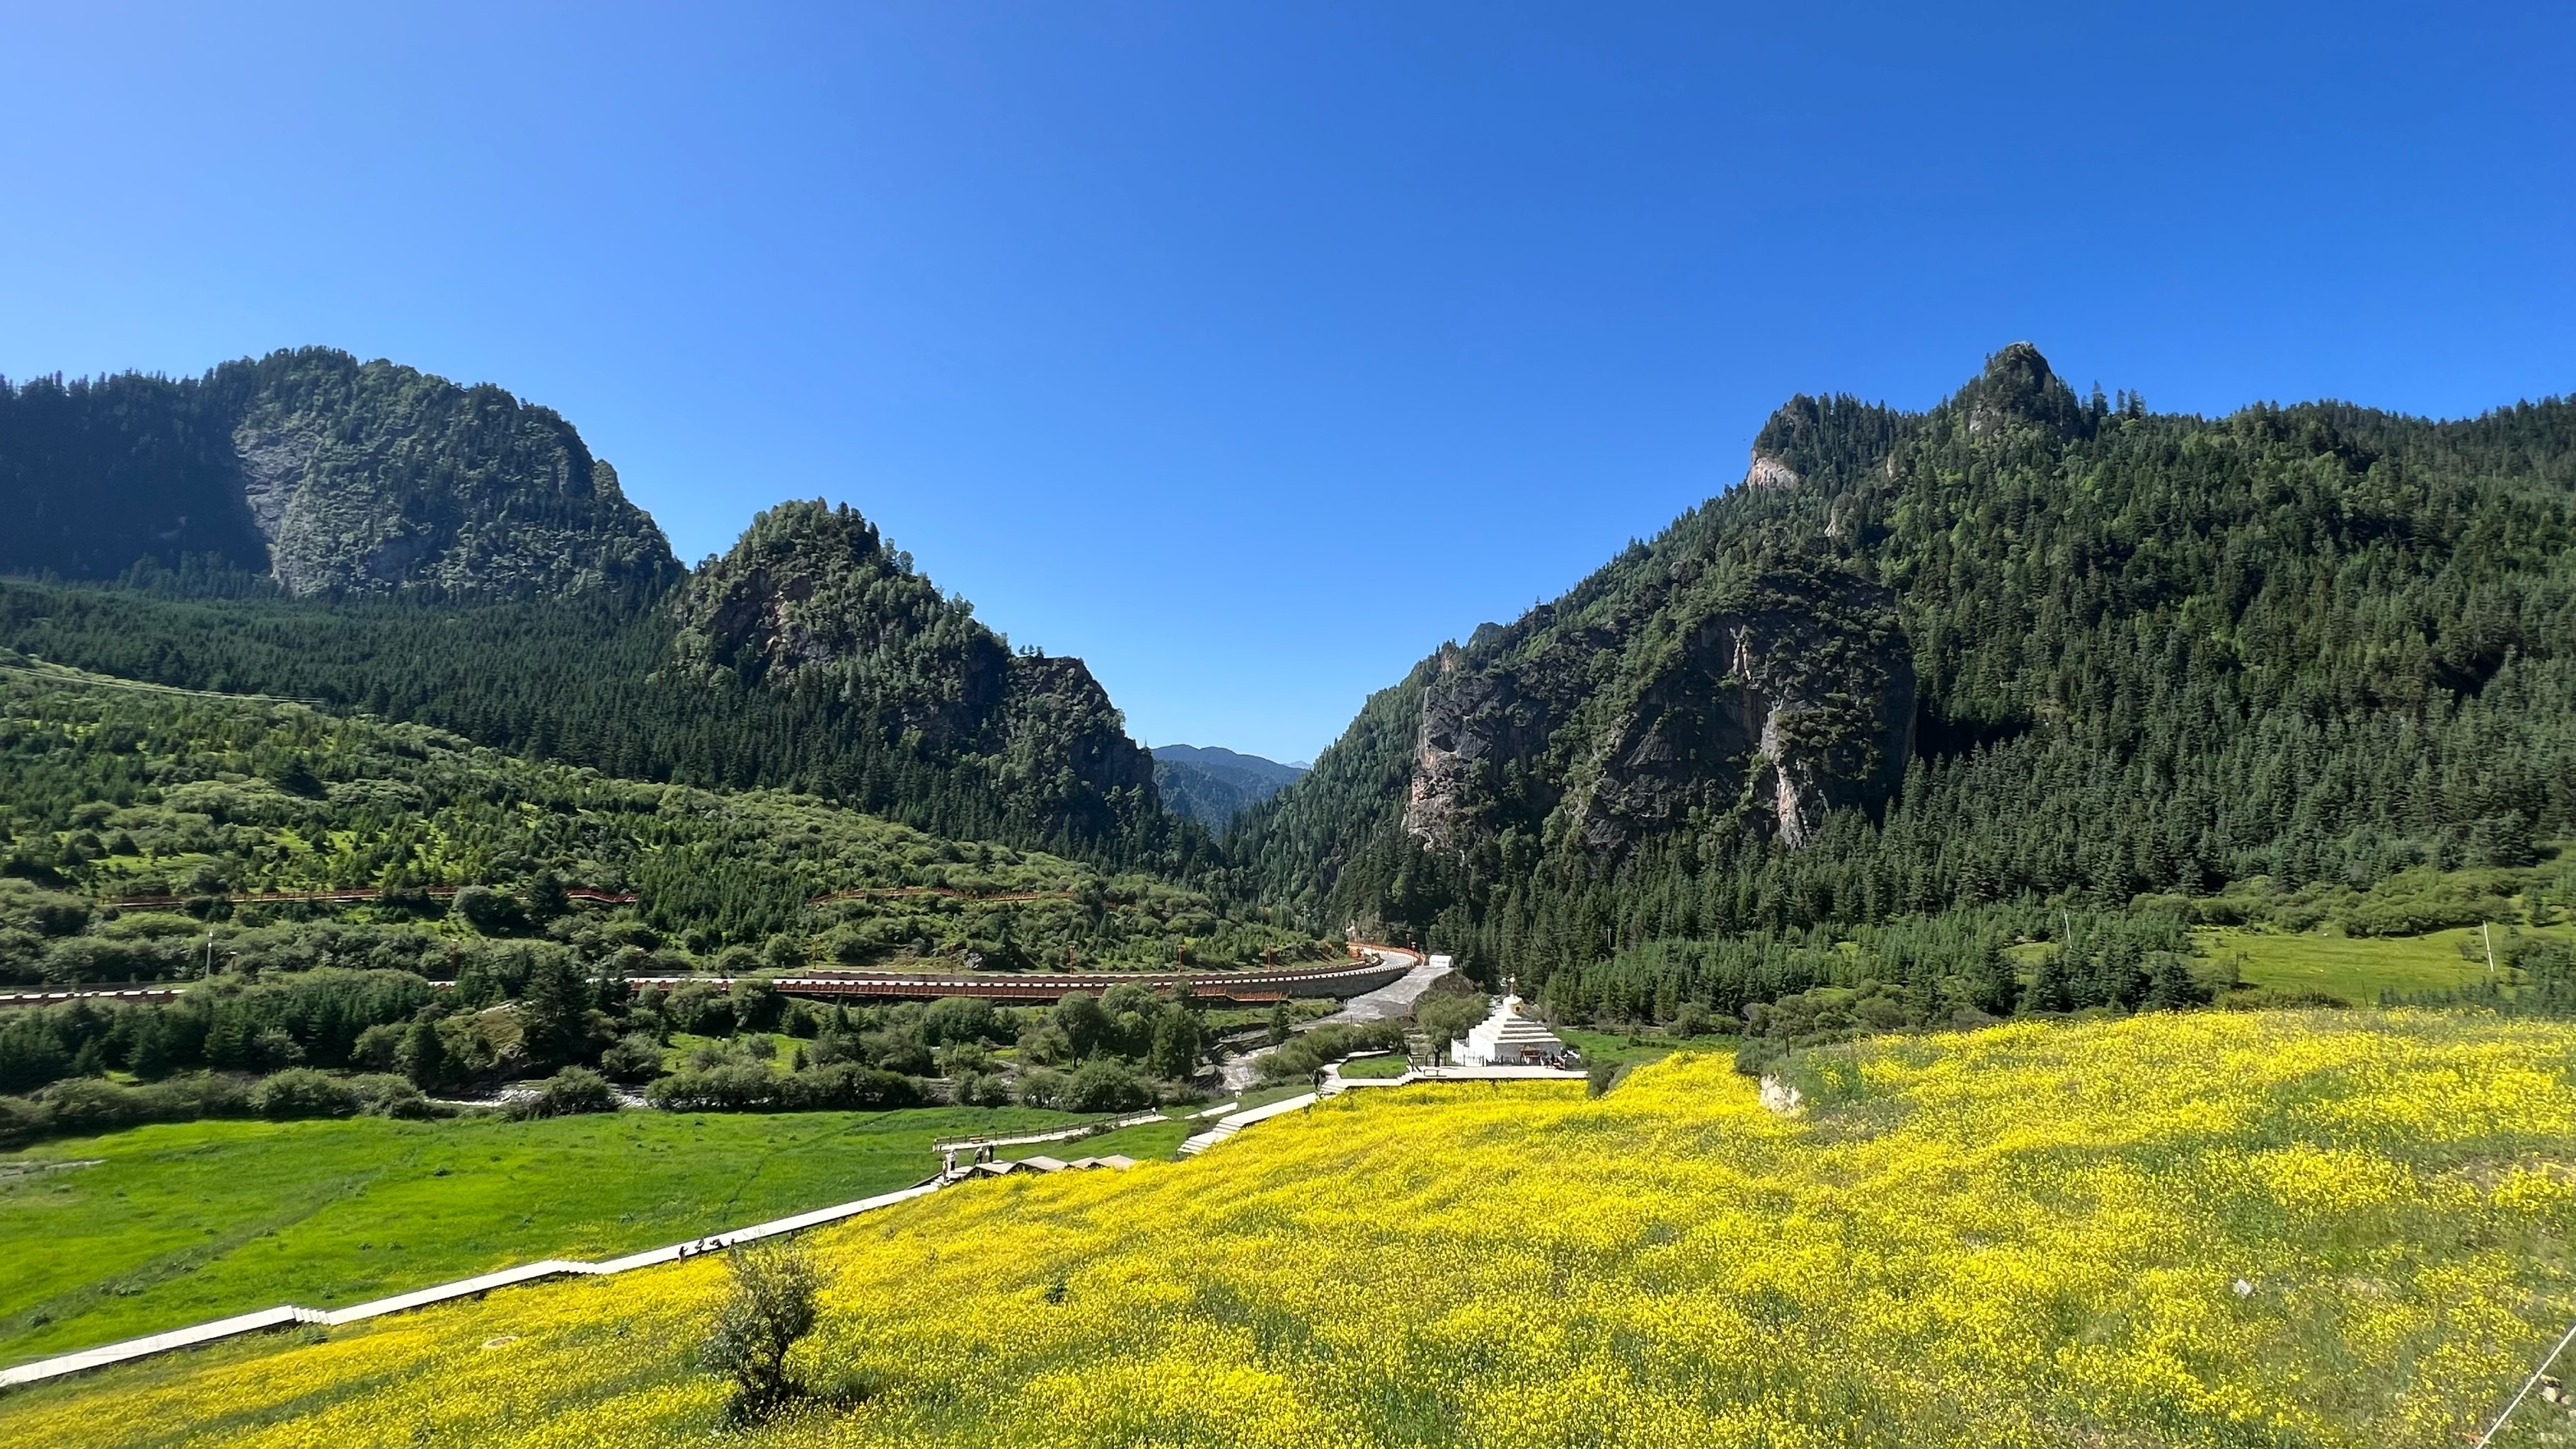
[0,659,1318,980]
[6,1010,2571,1447]
[0,1106,1074,1366]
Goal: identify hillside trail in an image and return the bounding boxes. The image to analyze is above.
[1220,947,1437,1092]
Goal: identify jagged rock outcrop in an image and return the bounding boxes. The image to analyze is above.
[0,349,679,596]
[1401,550,1912,857]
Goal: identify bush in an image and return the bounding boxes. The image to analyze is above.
[349,1022,404,1072]
[781,1063,919,1111]
[42,1076,153,1134]
[248,1068,362,1119]
[511,1066,617,1119]
[648,1063,778,1112]
[919,995,997,1049]
[1258,1020,1407,1085]
[599,1032,667,1083]
[1732,1039,1786,1078]
[953,1070,1014,1107]
[350,1073,434,1118]
[0,1093,51,1149]
[703,1241,822,1424]
[1587,1058,1625,1098]
[1059,1058,1151,1114]
[453,886,527,936]
[1013,1067,1066,1109]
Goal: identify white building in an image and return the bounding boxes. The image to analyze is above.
[1449,993,1570,1067]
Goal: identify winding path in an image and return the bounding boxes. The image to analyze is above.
[1220,945,1437,1092]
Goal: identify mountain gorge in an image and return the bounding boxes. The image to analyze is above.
[1150,746,1305,826]
[1224,344,2576,1017]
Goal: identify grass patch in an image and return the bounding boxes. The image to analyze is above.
[1556,1026,1740,1068]
[2194,923,2574,1001]
[1335,1053,1411,1080]
[0,1104,1076,1366]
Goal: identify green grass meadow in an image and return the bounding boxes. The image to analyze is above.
[0,1104,1078,1366]
[2197,922,2575,1001]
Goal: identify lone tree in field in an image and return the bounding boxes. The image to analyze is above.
[702,1240,823,1424]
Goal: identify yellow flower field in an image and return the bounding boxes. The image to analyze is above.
[6,1010,2575,1448]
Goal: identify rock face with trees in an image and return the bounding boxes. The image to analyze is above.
[1401,545,1914,858]
[1223,343,2576,1025]
[0,348,680,597]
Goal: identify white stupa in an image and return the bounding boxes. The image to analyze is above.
[1449,991,1570,1067]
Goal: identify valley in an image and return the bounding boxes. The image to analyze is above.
[0,342,2572,1445]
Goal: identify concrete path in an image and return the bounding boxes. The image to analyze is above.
[1182,1058,1586,1155]
[1221,946,1434,1092]
[931,1111,1163,1154]
[0,1174,958,1389]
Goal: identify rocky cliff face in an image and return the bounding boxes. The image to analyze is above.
[1401,550,1913,858]
[0,348,679,597]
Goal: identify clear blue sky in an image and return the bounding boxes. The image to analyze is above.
[4,3,2569,763]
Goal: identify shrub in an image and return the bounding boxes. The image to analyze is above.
[599,1032,666,1083]
[1258,1020,1407,1085]
[953,1070,1014,1107]
[648,1063,778,1112]
[1014,1067,1067,1109]
[919,995,997,1048]
[511,1066,617,1119]
[349,1022,404,1072]
[249,1068,362,1119]
[702,1241,822,1424]
[350,1073,434,1119]
[1060,1058,1151,1114]
[1587,1058,1624,1098]
[42,1076,153,1134]
[453,885,527,936]
[781,1063,920,1112]
[0,1092,51,1149]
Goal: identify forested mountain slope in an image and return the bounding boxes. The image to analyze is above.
[1151,746,1305,826]
[1224,345,2576,1013]
[0,357,1177,864]
[0,350,679,596]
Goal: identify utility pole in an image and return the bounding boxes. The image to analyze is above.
[2483,920,2498,984]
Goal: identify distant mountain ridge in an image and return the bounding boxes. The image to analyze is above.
[1151,744,1306,826]
[0,349,679,597]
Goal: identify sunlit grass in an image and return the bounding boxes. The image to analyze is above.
[0,1104,1075,1365]
[9,1010,2572,1447]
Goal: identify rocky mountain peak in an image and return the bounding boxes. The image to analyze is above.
[1958,341,2089,441]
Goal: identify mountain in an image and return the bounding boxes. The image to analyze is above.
[671,500,1158,842]
[0,349,679,597]
[0,356,1175,865]
[1150,745,1306,826]
[1224,343,2576,1019]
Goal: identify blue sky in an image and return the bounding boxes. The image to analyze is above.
[3,3,2569,763]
